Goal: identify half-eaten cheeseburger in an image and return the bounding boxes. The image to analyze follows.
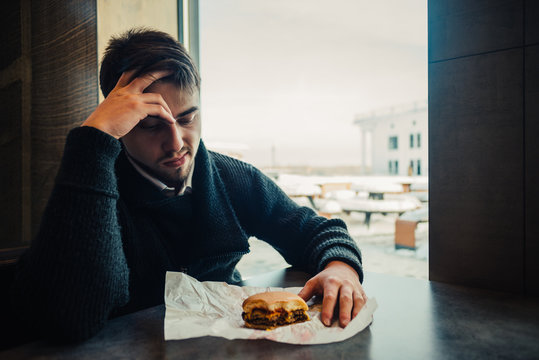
[242,291,310,330]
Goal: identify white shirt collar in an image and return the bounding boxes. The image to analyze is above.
[126,153,194,196]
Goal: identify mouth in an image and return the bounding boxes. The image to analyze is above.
[162,152,188,168]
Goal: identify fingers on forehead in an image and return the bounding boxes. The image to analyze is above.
[135,70,173,88]
[117,70,173,91]
[115,70,136,88]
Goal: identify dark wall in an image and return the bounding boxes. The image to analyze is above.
[525,0,539,296]
[0,0,98,349]
[31,0,99,239]
[0,0,98,255]
[0,1,28,250]
[429,0,539,295]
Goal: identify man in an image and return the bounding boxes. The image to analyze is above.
[13,28,366,341]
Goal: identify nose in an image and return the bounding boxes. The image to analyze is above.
[162,122,184,153]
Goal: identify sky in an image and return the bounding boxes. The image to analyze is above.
[199,0,427,167]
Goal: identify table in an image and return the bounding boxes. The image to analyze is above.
[339,196,422,227]
[2,269,539,359]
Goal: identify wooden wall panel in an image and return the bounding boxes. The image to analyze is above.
[429,0,523,62]
[525,44,539,295]
[0,2,21,70]
[429,49,524,292]
[30,0,98,237]
[0,81,22,249]
[0,0,29,250]
[525,0,539,45]
[427,0,539,294]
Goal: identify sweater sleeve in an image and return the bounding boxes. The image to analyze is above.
[223,159,363,282]
[11,126,130,342]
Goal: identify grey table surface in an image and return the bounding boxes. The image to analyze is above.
[2,269,539,360]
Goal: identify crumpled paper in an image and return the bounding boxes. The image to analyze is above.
[164,271,377,345]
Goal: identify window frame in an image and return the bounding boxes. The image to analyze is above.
[178,0,199,70]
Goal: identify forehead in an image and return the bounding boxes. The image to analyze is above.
[144,81,199,111]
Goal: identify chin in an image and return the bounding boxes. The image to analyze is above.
[160,167,190,187]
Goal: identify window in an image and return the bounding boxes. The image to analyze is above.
[417,133,421,148]
[389,136,398,150]
[200,0,428,280]
[409,160,414,175]
[417,159,422,175]
[389,160,399,175]
[410,134,414,148]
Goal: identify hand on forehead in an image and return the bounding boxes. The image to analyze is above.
[116,70,173,93]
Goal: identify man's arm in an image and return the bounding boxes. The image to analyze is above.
[12,128,129,341]
[11,71,175,341]
[226,163,367,327]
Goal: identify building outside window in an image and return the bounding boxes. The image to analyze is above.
[354,101,428,176]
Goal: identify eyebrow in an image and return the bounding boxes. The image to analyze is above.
[175,106,199,119]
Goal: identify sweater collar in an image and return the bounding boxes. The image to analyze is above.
[189,141,249,257]
[117,139,248,256]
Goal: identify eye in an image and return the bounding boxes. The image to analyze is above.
[138,117,163,130]
[177,112,198,126]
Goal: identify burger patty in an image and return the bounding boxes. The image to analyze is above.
[242,309,309,326]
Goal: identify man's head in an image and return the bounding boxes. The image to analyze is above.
[100,28,200,97]
[100,28,201,189]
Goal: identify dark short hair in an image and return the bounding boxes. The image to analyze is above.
[99,28,200,97]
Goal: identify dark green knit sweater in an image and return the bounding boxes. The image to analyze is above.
[12,126,363,342]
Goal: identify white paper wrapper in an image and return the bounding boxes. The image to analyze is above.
[164,271,378,345]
